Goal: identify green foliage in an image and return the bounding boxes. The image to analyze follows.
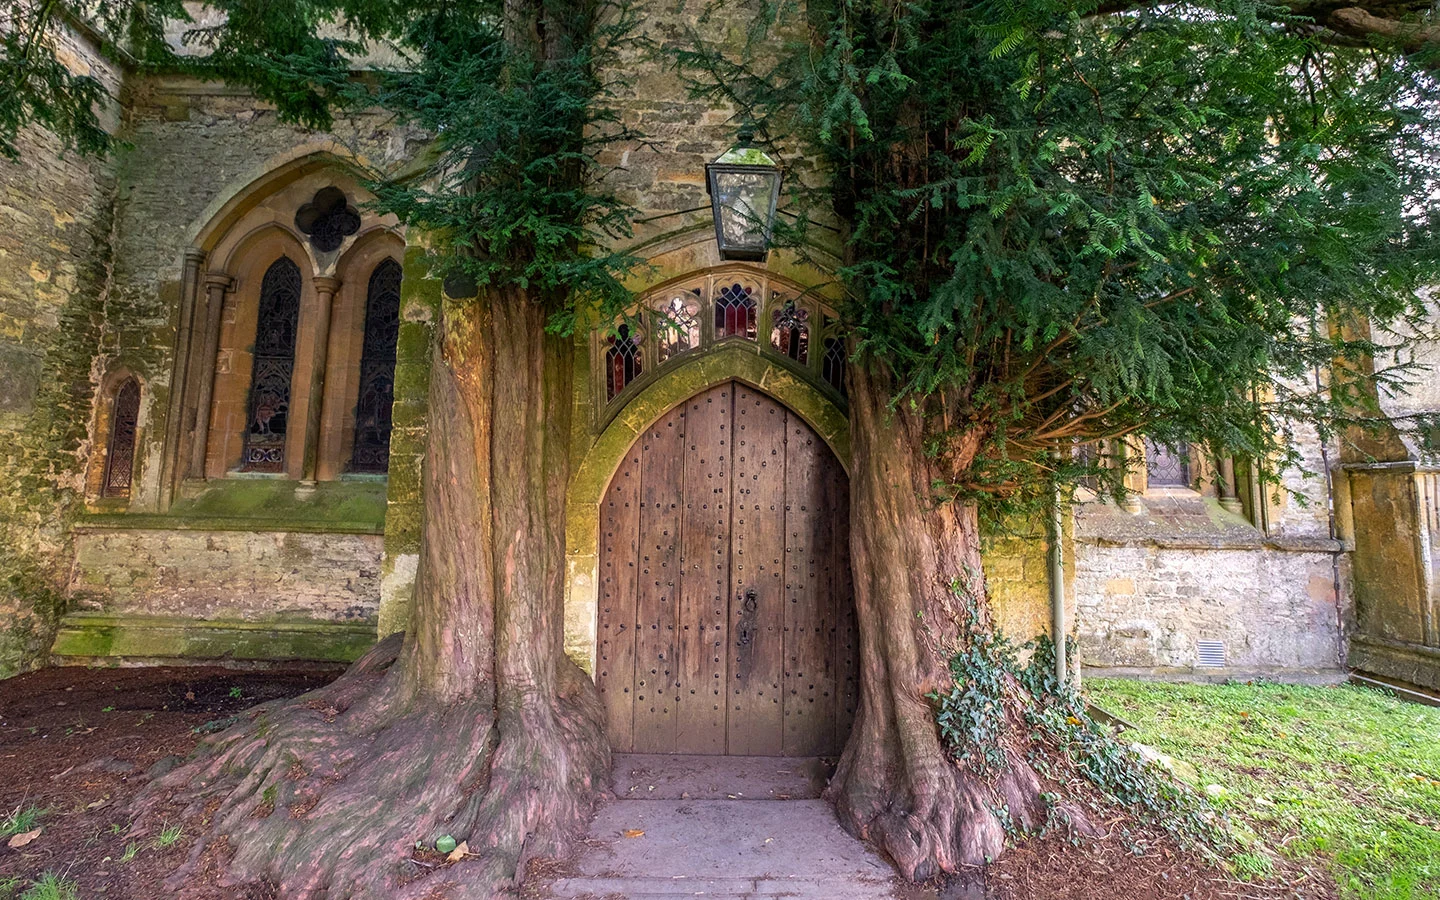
[1092,678,1440,900]
[1,0,640,323]
[930,620,1226,850]
[681,0,1440,511]
[0,804,45,838]
[154,822,183,848]
[17,874,77,900]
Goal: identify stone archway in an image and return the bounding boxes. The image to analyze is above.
[593,381,859,756]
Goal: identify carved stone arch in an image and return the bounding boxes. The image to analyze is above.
[565,344,851,674]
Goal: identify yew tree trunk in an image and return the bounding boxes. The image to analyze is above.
[824,362,1056,880]
[134,290,609,900]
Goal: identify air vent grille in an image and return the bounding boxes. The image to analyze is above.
[1195,640,1227,668]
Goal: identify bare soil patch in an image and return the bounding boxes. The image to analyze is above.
[0,663,337,898]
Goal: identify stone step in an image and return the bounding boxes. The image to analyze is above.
[610,753,831,800]
[545,874,898,899]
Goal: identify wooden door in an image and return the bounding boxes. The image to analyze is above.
[596,382,858,756]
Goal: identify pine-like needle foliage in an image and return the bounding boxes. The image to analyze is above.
[2,0,638,320]
[681,0,1440,510]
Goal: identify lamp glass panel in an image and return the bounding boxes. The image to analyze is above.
[712,168,778,255]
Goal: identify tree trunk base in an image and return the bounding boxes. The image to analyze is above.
[134,634,610,900]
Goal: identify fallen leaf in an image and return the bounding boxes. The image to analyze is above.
[446,840,469,863]
[622,829,645,839]
[8,828,41,849]
[86,799,108,810]
[185,692,195,700]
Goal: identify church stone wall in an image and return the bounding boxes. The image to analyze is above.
[0,23,124,677]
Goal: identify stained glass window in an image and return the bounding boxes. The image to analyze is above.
[606,323,643,400]
[714,282,757,340]
[103,378,140,498]
[822,337,846,396]
[242,257,302,472]
[656,290,701,362]
[295,187,361,253]
[770,299,809,364]
[1144,438,1191,488]
[351,258,402,473]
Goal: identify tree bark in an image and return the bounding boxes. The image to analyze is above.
[824,362,1061,880]
[133,291,609,900]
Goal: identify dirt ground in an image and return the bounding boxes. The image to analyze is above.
[0,666,1339,900]
[0,663,336,899]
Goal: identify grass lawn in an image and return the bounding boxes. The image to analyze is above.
[1088,679,1440,900]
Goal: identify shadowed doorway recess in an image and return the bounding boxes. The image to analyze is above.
[597,381,858,756]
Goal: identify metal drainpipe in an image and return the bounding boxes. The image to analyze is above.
[1050,483,1068,686]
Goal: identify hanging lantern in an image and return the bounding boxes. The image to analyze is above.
[706,131,782,261]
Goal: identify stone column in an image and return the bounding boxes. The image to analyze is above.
[289,275,342,482]
[1218,456,1243,513]
[189,272,234,480]
[158,248,206,510]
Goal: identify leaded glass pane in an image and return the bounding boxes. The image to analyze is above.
[656,290,701,362]
[351,258,402,474]
[1144,438,1191,488]
[242,257,302,472]
[822,337,847,397]
[103,378,140,497]
[714,282,757,340]
[770,299,809,364]
[606,324,643,400]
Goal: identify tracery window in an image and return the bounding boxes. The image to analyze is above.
[770,299,809,364]
[596,272,845,414]
[351,258,402,473]
[822,337,847,397]
[714,282,757,340]
[605,323,644,400]
[1144,438,1191,488]
[103,378,140,498]
[242,257,303,472]
[656,290,701,362]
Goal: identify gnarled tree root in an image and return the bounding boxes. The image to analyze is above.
[133,634,609,900]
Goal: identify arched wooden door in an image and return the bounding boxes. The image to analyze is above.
[597,381,859,756]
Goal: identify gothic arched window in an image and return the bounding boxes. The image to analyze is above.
[351,258,403,473]
[822,337,847,397]
[770,299,809,364]
[242,257,302,472]
[605,324,644,400]
[103,378,140,497]
[714,282,757,340]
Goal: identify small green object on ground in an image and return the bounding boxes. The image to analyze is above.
[435,835,457,854]
[1089,678,1440,900]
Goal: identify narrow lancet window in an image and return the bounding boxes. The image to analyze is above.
[351,258,403,473]
[242,257,302,472]
[822,337,847,396]
[605,324,643,400]
[103,378,140,497]
[770,300,809,364]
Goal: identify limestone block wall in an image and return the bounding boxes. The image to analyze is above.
[0,22,124,676]
[1075,539,1343,678]
[68,528,381,622]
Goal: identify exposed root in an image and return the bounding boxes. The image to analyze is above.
[825,687,1057,880]
[133,635,609,900]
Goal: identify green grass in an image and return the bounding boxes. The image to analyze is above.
[17,874,77,900]
[0,877,22,900]
[1088,679,1440,900]
[155,823,184,848]
[0,805,44,839]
